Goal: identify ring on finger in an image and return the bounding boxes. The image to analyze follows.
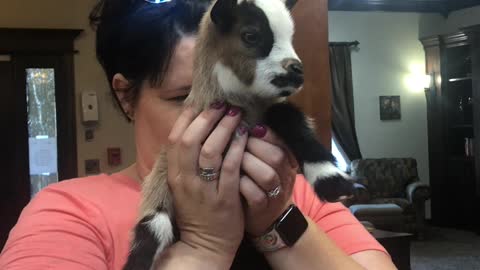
[199,167,220,182]
[267,185,282,198]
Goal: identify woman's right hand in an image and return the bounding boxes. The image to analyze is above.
[166,102,247,264]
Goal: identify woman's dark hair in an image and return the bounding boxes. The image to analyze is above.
[89,0,211,121]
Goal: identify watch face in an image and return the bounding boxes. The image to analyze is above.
[276,205,308,246]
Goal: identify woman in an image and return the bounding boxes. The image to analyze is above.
[0,0,396,269]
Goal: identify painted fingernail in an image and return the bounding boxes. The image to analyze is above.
[210,101,225,110]
[251,124,267,138]
[227,106,241,117]
[236,125,248,136]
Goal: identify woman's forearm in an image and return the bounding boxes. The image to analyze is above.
[265,218,366,270]
[154,241,234,270]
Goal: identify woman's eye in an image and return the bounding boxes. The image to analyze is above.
[168,94,189,102]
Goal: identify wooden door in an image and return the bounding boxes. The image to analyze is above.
[0,56,29,249]
[291,0,332,149]
[0,28,80,249]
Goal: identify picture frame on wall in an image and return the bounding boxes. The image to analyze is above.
[379,95,401,120]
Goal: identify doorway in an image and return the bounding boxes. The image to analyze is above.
[0,28,81,249]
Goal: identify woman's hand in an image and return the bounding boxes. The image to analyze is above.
[240,125,299,237]
[166,103,247,263]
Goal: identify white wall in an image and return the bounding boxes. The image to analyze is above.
[328,11,430,186]
[0,0,136,177]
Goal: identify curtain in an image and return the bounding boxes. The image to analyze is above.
[329,44,362,161]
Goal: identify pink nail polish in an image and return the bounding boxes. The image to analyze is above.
[227,106,241,117]
[251,124,267,138]
[210,101,225,110]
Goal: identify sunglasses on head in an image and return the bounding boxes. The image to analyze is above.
[144,0,172,3]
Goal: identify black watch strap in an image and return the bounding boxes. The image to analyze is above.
[252,204,308,252]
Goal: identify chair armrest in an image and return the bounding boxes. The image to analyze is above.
[342,182,370,207]
[352,183,371,204]
[406,182,430,203]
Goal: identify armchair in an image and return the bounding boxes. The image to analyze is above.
[346,158,430,238]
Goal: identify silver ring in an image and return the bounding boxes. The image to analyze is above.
[199,167,219,182]
[267,186,281,198]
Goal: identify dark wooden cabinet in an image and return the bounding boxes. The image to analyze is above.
[421,25,480,232]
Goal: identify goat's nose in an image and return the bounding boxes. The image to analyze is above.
[282,58,303,76]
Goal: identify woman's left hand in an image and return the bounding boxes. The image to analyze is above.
[240,125,299,237]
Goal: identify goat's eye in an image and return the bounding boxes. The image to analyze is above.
[242,32,260,45]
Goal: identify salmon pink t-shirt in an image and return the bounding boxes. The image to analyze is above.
[0,174,386,269]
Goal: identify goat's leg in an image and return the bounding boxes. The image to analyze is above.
[123,152,176,270]
[264,102,354,202]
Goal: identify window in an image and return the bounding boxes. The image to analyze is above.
[331,138,349,172]
[26,69,59,196]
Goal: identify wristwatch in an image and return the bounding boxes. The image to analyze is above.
[251,204,308,252]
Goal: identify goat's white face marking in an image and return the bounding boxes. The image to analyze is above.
[211,0,303,99]
[254,0,301,97]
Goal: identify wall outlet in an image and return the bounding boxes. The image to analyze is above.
[85,128,94,142]
[107,147,122,166]
[85,159,100,175]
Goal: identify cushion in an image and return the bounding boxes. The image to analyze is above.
[370,198,411,210]
[350,203,403,216]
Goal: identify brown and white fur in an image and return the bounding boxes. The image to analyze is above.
[123,0,354,269]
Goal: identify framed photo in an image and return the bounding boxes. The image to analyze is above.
[379,96,401,120]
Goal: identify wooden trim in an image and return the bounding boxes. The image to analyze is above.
[0,28,82,54]
[447,1,480,13]
[11,57,31,210]
[328,0,448,14]
[421,32,471,49]
[328,0,479,14]
[420,36,441,48]
[424,46,448,226]
[57,53,78,180]
[443,32,469,48]
[466,29,480,197]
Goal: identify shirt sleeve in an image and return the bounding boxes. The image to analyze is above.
[293,175,388,256]
[0,185,111,270]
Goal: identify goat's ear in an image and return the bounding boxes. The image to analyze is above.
[284,0,298,10]
[211,0,236,32]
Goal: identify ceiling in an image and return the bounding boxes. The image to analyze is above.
[328,0,480,15]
